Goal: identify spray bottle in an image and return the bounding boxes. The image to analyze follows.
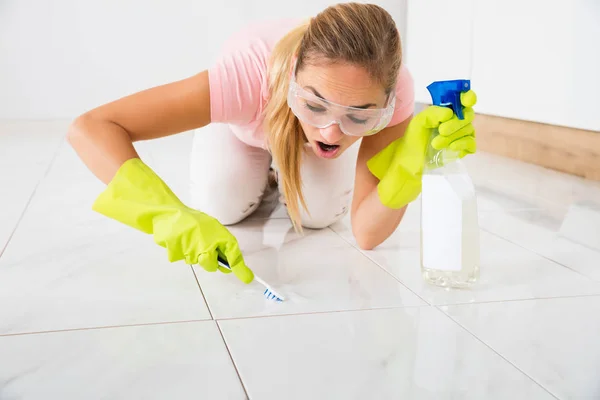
[420,79,480,288]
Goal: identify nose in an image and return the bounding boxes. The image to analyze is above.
[319,123,344,144]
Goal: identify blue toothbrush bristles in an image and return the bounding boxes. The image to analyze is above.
[264,288,283,302]
[216,256,284,302]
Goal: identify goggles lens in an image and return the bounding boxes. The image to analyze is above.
[287,77,395,137]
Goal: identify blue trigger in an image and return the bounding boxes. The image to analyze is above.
[451,91,464,120]
[426,79,470,120]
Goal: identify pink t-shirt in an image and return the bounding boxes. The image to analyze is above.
[208,19,415,149]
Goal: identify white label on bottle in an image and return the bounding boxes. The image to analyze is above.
[421,175,463,271]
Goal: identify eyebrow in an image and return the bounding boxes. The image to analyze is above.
[305,86,377,109]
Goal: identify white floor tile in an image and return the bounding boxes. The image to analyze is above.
[195,218,426,319]
[470,154,600,256]
[330,177,565,251]
[480,209,600,282]
[0,121,65,253]
[219,307,553,400]
[558,201,600,251]
[331,200,421,248]
[0,142,210,335]
[358,230,600,306]
[443,296,600,399]
[0,321,246,400]
[464,152,600,209]
[473,181,565,212]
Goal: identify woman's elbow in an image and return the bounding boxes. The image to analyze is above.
[354,231,379,251]
[66,114,90,148]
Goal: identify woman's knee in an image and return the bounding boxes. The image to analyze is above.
[300,204,350,229]
[189,176,263,225]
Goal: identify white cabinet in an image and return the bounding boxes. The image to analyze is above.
[405,0,600,132]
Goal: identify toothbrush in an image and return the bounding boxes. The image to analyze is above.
[217,256,285,302]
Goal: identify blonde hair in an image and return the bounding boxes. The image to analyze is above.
[263,3,402,231]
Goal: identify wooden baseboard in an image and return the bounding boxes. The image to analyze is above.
[473,114,600,181]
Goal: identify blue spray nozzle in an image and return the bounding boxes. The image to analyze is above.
[426,80,471,120]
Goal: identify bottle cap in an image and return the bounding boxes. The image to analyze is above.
[426,80,471,120]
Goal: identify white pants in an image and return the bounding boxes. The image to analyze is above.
[189,123,360,229]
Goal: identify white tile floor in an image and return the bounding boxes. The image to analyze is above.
[1,121,599,399]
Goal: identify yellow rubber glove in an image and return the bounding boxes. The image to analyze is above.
[367,90,477,209]
[92,158,254,284]
[431,90,477,157]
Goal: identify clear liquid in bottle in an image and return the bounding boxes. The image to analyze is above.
[420,135,480,288]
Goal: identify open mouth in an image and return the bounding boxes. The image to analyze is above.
[317,141,340,153]
[315,141,341,159]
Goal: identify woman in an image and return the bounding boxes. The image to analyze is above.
[67,3,477,284]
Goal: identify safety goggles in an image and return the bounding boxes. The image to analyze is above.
[287,64,396,137]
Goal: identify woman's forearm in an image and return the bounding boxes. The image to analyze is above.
[351,187,408,250]
[67,115,140,185]
[66,70,213,185]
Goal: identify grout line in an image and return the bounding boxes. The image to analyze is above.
[215,321,251,400]
[432,293,600,308]
[326,226,432,306]
[482,228,600,283]
[478,179,573,211]
[0,135,65,259]
[6,294,595,338]
[213,292,600,323]
[476,180,567,211]
[190,265,214,320]
[0,305,432,338]
[214,303,430,322]
[566,237,600,254]
[0,319,211,338]
[434,306,560,400]
[191,266,250,398]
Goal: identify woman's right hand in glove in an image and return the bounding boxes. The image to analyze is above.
[91,157,254,284]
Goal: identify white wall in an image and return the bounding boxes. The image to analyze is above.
[0,0,406,120]
[405,0,600,132]
[3,0,598,131]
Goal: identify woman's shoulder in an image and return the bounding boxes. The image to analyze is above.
[387,64,415,127]
[208,18,304,125]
